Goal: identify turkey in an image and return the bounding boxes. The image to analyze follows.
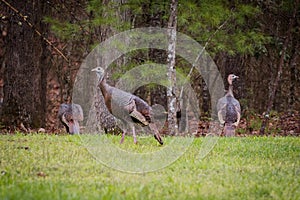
[217,74,241,136]
[58,103,83,134]
[91,67,163,145]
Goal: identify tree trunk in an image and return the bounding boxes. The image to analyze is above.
[85,0,126,134]
[166,0,178,136]
[289,41,298,109]
[1,0,50,131]
[259,0,299,135]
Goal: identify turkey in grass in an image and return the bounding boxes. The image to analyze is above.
[58,103,83,134]
[91,66,163,145]
[217,74,241,136]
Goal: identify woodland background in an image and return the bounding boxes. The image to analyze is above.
[0,0,299,135]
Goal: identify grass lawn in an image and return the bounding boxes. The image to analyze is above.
[0,133,299,200]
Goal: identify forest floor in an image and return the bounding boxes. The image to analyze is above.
[196,110,300,137]
[0,134,299,200]
[1,110,299,137]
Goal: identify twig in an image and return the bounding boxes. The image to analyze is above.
[179,10,233,100]
[1,0,69,62]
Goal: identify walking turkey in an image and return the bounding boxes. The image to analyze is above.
[58,103,83,134]
[91,66,163,145]
[217,74,241,136]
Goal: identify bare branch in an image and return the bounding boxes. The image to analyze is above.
[1,0,69,62]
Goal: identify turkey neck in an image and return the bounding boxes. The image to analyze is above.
[227,84,234,97]
[98,75,107,91]
[98,75,113,113]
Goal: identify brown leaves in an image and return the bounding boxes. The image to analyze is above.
[37,171,47,178]
[193,111,300,137]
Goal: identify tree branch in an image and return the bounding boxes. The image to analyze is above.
[1,0,69,62]
[179,10,233,100]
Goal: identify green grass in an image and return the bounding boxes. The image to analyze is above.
[0,133,299,200]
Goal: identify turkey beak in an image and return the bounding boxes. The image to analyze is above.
[233,75,239,79]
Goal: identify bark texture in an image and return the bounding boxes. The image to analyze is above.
[167,0,178,135]
[1,0,50,130]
